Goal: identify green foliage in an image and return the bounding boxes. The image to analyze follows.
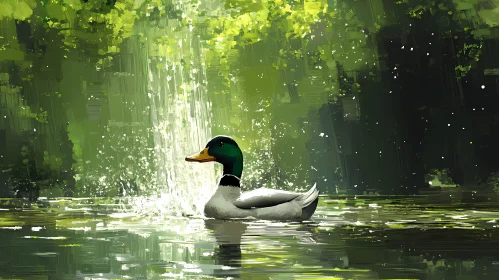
[455,43,482,77]
[425,168,456,186]
[1,0,496,198]
[395,0,490,79]
[0,0,140,63]
[43,151,63,172]
[18,106,49,123]
[0,73,48,123]
[486,172,499,193]
[43,0,139,56]
[9,143,72,199]
[0,0,36,21]
[200,0,329,73]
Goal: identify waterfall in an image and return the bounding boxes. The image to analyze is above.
[129,4,218,217]
[150,35,216,214]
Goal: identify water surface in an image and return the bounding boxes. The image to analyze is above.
[1,196,498,279]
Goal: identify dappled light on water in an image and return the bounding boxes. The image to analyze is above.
[0,196,496,278]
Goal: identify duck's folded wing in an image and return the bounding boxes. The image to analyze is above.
[233,188,300,209]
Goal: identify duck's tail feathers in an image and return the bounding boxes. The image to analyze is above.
[298,183,319,220]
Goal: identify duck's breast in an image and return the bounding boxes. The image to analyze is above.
[204,186,248,219]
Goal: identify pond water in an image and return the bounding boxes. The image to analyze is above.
[1,196,498,279]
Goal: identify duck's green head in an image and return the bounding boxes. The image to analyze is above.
[185,135,244,177]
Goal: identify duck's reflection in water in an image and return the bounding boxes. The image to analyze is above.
[205,219,248,278]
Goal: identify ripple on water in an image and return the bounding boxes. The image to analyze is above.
[0,197,498,278]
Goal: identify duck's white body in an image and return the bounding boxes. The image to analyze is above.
[186,135,320,221]
[204,184,319,221]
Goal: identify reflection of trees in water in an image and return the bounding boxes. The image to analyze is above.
[319,226,499,279]
[3,204,499,279]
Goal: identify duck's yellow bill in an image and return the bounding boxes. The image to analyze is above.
[185,148,216,163]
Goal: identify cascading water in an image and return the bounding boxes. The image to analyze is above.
[129,1,219,217]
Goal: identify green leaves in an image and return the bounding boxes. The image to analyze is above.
[18,106,49,123]
[0,0,36,21]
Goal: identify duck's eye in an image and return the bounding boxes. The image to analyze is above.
[218,142,224,147]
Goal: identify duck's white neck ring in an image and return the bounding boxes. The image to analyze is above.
[223,174,240,181]
[219,174,241,187]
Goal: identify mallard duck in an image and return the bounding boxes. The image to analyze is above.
[185,136,319,221]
